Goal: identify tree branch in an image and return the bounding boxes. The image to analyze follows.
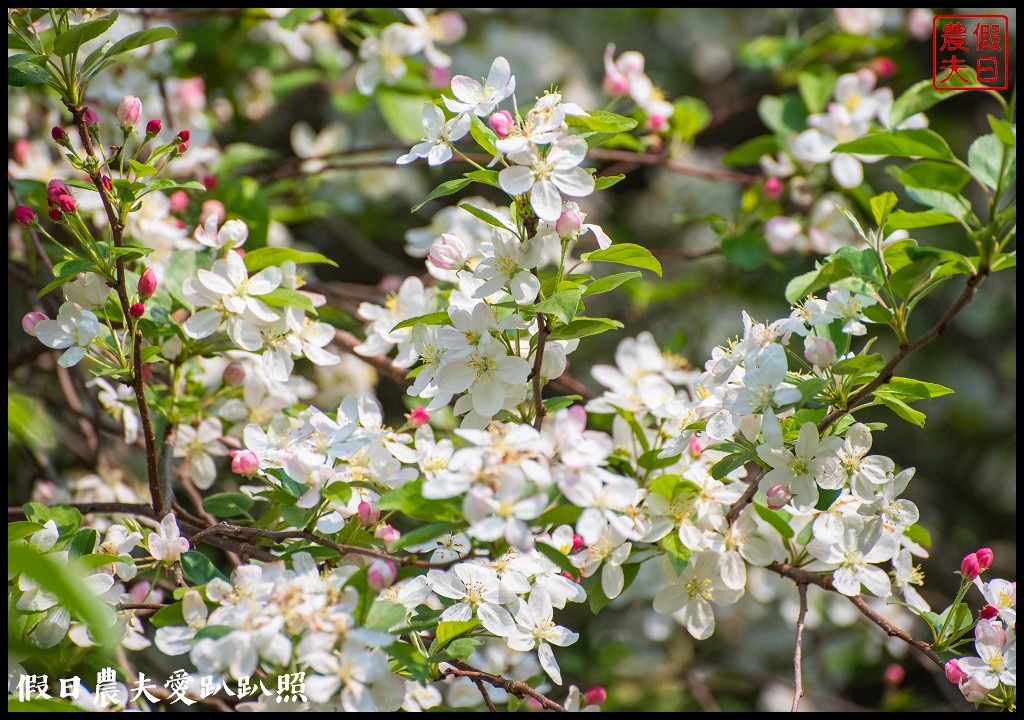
[442,660,566,712]
[791,582,808,712]
[333,328,412,388]
[531,313,549,430]
[472,676,499,712]
[587,148,758,185]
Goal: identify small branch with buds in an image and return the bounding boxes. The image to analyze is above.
[441,660,567,712]
[791,582,808,712]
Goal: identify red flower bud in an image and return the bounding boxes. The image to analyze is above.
[410,406,430,427]
[975,547,993,570]
[117,95,142,129]
[129,302,145,319]
[102,175,112,193]
[960,553,980,580]
[51,126,66,143]
[82,107,99,128]
[367,559,398,591]
[357,501,380,525]
[176,130,191,154]
[56,194,77,213]
[583,686,607,707]
[46,179,70,205]
[137,267,158,299]
[764,177,784,200]
[202,174,218,191]
[146,118,162,136]
[980,605,999,620]
[230,450,260,476]
[883,664,905,686]
[48,208,63,222]
[944,659,968,684]
[571,534,585,552]
[488,109,515,138]
[14,205,36,225]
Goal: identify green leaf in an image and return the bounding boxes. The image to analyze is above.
[534,288,582,325]
[566,110,638,133]
[459,203,510,230]
[831,353,885,377]
[988,117,1016,147]
[53,12,119,56]
[434,619,479,648]
[390,311,452,333]
[905,523,932,550]
[151,601,185,628]
[69,528,99,560]
[128,159,158,177]
[638,449,680,471]
[785,262,852,304]
[967,134,1004,189]
[886,209,959,231]
[377,91,432,143]
[594,174,626,190]
[582,271,641,297]
[163,250,212,307]
[581,243,662,276]
[547,317,623,341]
[8,521,44,543]
[650,474,684,499]
[722,135,779,166]
[660,534,690,576]
[365,600,406,632]
[7,54,51,87]
[754,503,794,539]
[833,129,953,161]
[411,178,472,213]
[671,97,711,141]
[203,492,255,518]
[242,247,337,273]
[711,450,756,481]
[798,70,836,114]
[536,543,577,576]
[378,480,461,522]
[256,287,316,314]
[144,179,206,194]
[94,25,175,61]
[542,395,582,413]
[905,187,970,220]
[875,392,927,427]
[870,192,898,228]
[140,345,164,364]
[469,115,498,155]
[278,8,319,30]
[758,94,807,136]
[890,162,970,194]
[888,77,972,129]
[814,488,843,511]
[589,562,641,613]
[390,521,461,551]
[433,637,483,661]
[180,550,228,585]
[884,377,953,401]
[463,169,501,188]
[890,257,940,299]
[9,543,114,646]
[721,231,769,270]
[794,521,814,547]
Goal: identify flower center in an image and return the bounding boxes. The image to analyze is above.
[686,575,713,601]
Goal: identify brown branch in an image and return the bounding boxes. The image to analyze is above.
[116,602,168,612]
[333,328,412,388]
[791,582,808,712]
[767,561,943,669]
[684,665,720,713]
[173,562,187,588]
[587,148,758,185]
[472,677,499,712]
[187,521,455,568]
[69,104,169,517]
[531,313,550,430]
[443,660,566,712]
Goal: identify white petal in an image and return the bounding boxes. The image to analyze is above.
[530,179,563,222]
[499,166,535,196]
[184,308,222,339]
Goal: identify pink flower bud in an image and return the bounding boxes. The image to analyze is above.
[555,209,582,238]
[200,200,225,225]
[883,663,905,686]
[56,194,77,213]
[436,11,467,43]
[583,686,607,707]
[427,66,452,88]
[960,553,980,580]
[488,109,515,138]
[14,205,36,225]
[764,177,784,200]
[571,534,584,552]
[375,524,401,544]
[203,174,218,191]
[980,605,999,620]
[230,450,260,476]
[117,95,142,129]
[176,129,191,153]
[687,434,704,457]
[82,107,100,128]
[146,118,162,136]
[804,337,836,368]
[101,175,112,193]
[129,302,145,319]
[223,361,246,386]
[46,179,70,205]
[357,501,380,525]
[137,267,158,299]
[766,485,793,510]
[169,190,189,214]
[410,406,430,427]
[603,71,630,96]
[51,126,66,143]
[427,232,469,270]
[944,659,968,684]
[645,113,670,133]
[48,208,63,222]
[22,311,48,336]
[959,677,988,703]
[871,56,898,77]
[975,547,993,569]
[367,559,398,591]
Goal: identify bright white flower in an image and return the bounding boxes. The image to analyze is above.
[443,56,515,117]
[406,531,472,564]
[506,587,579,685]
[709,510,775,590]
[892,548,930,613]
[499,136,594,221]
[471,229,543,303]
[155,590,208,654]
[398,104,471,166]
[427,563,516,637]
[724,343,801,415]
[96,524,142,581]
[834,8,886,35]
[822,286,878,336]
[291,121,349,175]
[974,578,1016,626]
[356,276,436,369]
[494,91,588,156]
[757,414,841,510]
[174,417,229,489]
[790,104,877,189]
[34,302,103,368]
[63,272,111,307]
[823,423,894,496]
[304,641,406,711]
[808,518,898,597]
[195,250,281,322]
[958,620,1016,690]
[355,23,423,95]
[430,333,530,418]
[194,217,249,252]
[147,513,190,564]
[653,551,744,640]
[91,378,140,444]
[464,473,547,550]
[571,526,632,600]
[857,467,919,544]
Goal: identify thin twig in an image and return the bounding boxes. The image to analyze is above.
[791,582,808,712]
[333,328,412,388]
[116,602,168,612]
[587,148,758,185]
[443,660,566,712]
[767,561,943,669]
[685,665,721,712]
[173,562,187,588]
[531,313,549,430]
[472,677,499,712]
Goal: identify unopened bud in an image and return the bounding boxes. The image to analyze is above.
[583,686,607,707]
[975,547,993,570]
[374,524,401,544]
[687,434,704,457]
[358,501,380,525]
[47,179,70,205]
[960,553,980,580]
[230,450,260,476]
[571,534,584,552]
[980,605,999,620]
[944,659,968,684]
[22,311,48,336]
[137,267,158,299]
[603,71,630,97]
[101,175,112,193]
[410,406,430,427]
[176,129,191,154]
[764,177,784,200]
[82,107,100,128]
[169,191,189,214]
[427,233,469,270]
[555,209,582,239]
[14,205,36,225]
[645,113,669,133]
[488,109,514,138]
[129,302,145,319]
[117,95,142,130]
[367,559,398,591]
[146,118,162,136]
[49,207,63,222]
[883,664,905,686]
[959,678,987,703]
[766,485,793,510]
[804,337,836,368]
[223,361,246,386]
[56,194,77,213]
[436,11,466,43]
[51,126,66,143]
[427,66,451,89]
[202,174,218,191]
[872,56,898,77]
